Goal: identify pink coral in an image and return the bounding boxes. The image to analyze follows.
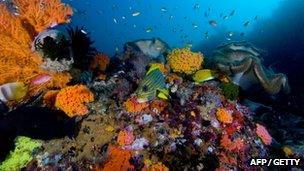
[256,123,272,145]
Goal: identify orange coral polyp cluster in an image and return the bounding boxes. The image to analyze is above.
[167,48,203,74]
[216,108,233,124]
[55,85,94,117]
[124,97,149,113]
[102,145,134,171]
[256,123,272,145]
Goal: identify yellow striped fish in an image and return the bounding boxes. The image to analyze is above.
[193,69,217,83]
[135,64,169,103]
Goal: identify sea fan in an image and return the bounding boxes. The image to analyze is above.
[66,26,97,70]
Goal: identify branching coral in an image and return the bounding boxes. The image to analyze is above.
[102,145,134,171]
[256,124,272,145]
[13,0,73,33]
[167,48,203,74]
[216,108,233,124]
[55,85,94,117]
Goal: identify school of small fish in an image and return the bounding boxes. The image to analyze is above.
[75,2,260,45]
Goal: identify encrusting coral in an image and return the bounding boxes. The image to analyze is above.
[55,85,94,117]
[0,0,72,86]
[167,47,203,74]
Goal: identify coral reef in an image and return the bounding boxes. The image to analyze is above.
[167,48,203,74]
[210,42,290,95]
[55,85,94,117]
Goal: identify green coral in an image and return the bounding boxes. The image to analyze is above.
[0,136,41,171]
[221,82,240,101]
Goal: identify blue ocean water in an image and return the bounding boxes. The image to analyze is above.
[64,0,281,56]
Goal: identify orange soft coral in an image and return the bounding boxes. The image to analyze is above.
[0,0,73,85]
[102,145,134,171]
[167,48,203,74]
[55,85,94,117]
[124,97,149,113]
[0,4,42,85]
[256,123,272,145]
[117,130,134,146]
[90,53,110,72]
[13,0,73,33]
[47,72,72,89]
[216,108,233,124]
